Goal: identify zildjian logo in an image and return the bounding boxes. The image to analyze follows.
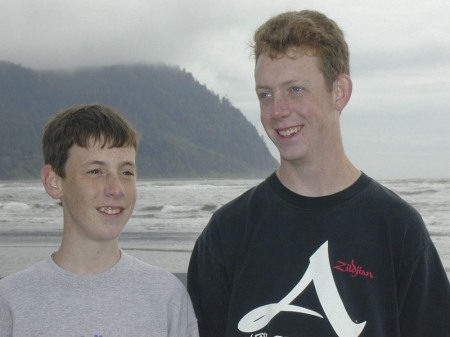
[333,259,375,279]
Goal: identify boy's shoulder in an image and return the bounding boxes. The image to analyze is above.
[0,259,49,297]
[119,252,186,290]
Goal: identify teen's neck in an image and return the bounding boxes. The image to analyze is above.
[276,156,361,197]
[52,240,122,275]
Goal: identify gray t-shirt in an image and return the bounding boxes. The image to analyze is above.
[0,252,199,337]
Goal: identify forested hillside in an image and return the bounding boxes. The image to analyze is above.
[0,61,278,180]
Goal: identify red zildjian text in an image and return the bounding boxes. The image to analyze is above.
[333,260,375,279]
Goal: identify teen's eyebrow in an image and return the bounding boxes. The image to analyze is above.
[255,83,271,90]
[281,79,312,88]
[82,160,136,168]
[256,79,312,90]
[120,161,137,168]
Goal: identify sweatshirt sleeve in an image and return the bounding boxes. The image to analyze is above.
[0,293,13,337]
[167,283,200,337]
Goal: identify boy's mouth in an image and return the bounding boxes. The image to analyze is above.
[98,206,122,215]
[278,126,302,137]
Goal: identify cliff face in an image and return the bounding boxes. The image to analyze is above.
[0,62,277,179]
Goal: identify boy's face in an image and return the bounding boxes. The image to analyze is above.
[255,49,342,166]
[56,138,137,244]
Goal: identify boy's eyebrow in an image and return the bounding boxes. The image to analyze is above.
[120,161,137,168]
[256,79,312,90]
[82,160,136,167]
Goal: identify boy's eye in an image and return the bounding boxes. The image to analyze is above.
[88,169,101,175]
[122,170,135,177]
[291,86,303,93]
[257,92,272,100]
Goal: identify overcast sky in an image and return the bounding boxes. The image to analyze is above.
[1,0,449,179]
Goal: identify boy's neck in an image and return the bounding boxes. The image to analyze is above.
[52,240,122,275]
[277,155,361,197]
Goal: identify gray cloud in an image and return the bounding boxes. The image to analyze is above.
[1,0,449,178]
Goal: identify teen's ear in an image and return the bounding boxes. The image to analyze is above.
[41,165,63,199]
[333,74,352,112]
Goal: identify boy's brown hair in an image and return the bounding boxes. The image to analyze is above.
[42,104,140,177]
[253,10,350,90]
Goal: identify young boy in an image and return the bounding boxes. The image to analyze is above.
[0,104,199,336]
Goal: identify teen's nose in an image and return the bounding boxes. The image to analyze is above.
[270,93,291,119]
[104,174,124,197]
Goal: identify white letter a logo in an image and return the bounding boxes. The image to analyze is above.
[238,241,366,336]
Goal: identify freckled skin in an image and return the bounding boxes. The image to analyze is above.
[254,48,358,196]
[255,52,341,167]
[56,140,137,244]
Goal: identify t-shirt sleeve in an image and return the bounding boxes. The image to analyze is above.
[188,226,230,337]
[397,240,450,337]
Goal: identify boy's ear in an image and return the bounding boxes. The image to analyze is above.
[41,165,63,199]
[333,73,352,112]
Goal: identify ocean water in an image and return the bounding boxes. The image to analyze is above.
[0,178,449,279]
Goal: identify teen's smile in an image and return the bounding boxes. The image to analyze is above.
[97,206,124,215]
[277,125,303,138]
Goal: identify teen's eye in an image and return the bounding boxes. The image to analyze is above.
[291,86,303,94]
[88,169,102,175]
[122,170,135,177]
[257,91,272,100]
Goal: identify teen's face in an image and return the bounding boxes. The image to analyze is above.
[255,50,341,165]
[57,139,137,243]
